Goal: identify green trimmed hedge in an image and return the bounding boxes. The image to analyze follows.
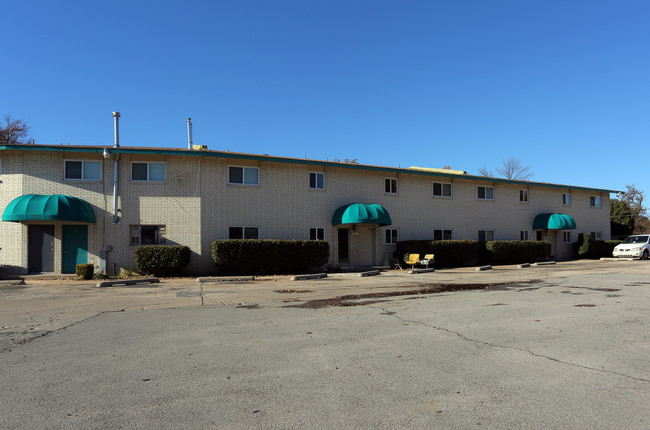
[396,240,479,268]
[574,233,622,259]
[76,263,94,280]
[134,245,191,277]
[211,240,330,274]
[484,241,551,264]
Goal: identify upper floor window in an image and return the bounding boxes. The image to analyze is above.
[310,227,325,240]
[385,178,398,194]
[229,226,259,239]
[478,186,494,200]
[309,172,324,190]
[132,162,165,182]
[433,182,452,197]
[520,189,528,203]
[434,229,453,240]
[65,160,101,181]
[478,230,495,242]
[590,195,601,208]
[563,193,571,206]
[229,166,259,185]
[385,228,398,244]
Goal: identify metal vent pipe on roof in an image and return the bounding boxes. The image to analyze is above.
[112,112,120,148]
[111,111,121,223]
[187,117,193,149]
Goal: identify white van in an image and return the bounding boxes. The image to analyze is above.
[612,235,650,259]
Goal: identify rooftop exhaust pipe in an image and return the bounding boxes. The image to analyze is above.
[111,112,121,223]
[187,117,193,149]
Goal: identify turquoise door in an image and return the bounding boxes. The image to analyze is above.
[62,225,88,274]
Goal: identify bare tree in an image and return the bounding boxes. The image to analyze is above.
[478,165,493,177]
[495,157,533,180]
[0,115,30,144]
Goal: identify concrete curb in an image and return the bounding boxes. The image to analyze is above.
[409,268,435,274]
[517,263,531,268]
[533,261,556,266]
[197,276,255,282]
[600,257,634,261]
[476,265,492,271]
[96,278,160,288]
[359,270,381,277]
[291,273,327,281]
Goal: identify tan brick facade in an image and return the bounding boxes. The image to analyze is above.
[0,145,614,275]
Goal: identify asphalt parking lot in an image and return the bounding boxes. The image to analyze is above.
[0,260,649,429]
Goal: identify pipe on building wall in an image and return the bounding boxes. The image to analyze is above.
[112,112,121,224]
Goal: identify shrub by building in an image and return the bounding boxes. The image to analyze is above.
[212,239,329,274]
[134,245,191,277]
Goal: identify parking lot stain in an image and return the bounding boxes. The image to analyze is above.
[566,286,620,292]
[574,304,597,307]
[236,304,260,309]
[284,282,536,309]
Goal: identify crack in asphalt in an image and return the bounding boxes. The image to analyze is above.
[376,306,650,384]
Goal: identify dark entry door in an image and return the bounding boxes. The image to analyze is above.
[338,228,349,263]
[28,225,55,273]
[62,225,88,274]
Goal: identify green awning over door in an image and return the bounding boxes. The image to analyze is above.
[2,194,96,223]
[533,213,576,230]
[332,203,392,226]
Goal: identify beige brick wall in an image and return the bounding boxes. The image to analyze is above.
[0,148,613,274]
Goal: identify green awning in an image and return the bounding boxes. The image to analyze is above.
[2,194,96,223]
[332,203,392,226]
[533,213,576,230]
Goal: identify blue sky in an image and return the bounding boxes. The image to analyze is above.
[3,1,649,196]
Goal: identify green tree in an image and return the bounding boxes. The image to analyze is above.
[617,184,650,234]
[610,199,634,237]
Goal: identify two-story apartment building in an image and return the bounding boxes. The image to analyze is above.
[0,143,617,275]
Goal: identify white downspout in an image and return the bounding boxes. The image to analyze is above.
[112,112,121,224]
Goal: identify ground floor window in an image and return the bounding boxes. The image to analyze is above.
[563,231,572,243]
[310,227,325,240]
[229,226,259,239]
[536,231,543,241]
[478,230,495,242]
[434,229,452,240]
[385,228,398,244]
[520,230,529,241]
[591,231,603,241]
[130,225,166,246]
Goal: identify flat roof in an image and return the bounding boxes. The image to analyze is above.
[0,143,622,194]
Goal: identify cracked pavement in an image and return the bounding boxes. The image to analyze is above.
[0,260,649,428]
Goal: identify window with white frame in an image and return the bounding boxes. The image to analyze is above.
[65,160,101,181]
[130,225,166,246]
[131,162,165,182]
[229,226,259,239]
[520,230,529,241]
[385,178,398,194]
[310,227,325,241]
[589,195,601,208]
[478,186,494,200]
[433,182,452,197]
[385,228,398,244]
[478,230,495,242]
[309,172,324,190]
[591,231,603,241]
[229,166,259,186]
[563,231,572,243]
[433,229,453,240]
[520,189,528,203]
[563,193,571,206]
